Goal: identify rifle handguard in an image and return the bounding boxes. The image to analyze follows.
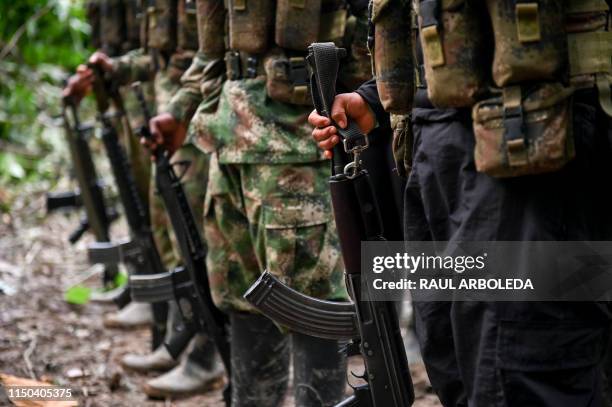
[244,271,359,341]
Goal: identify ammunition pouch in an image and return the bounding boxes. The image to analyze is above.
[275,0,323,51]
[196,0,225,57]
[264,49,312,105]
[100,0,127,56]
[228,0,275,54]
[86,0,102,49]
[177,0,199,51]
[124,0,142,51]
[487,0,566,87]
[370,0,413,114]
[146,0,178,53]
[417,0,490,108]
[472,83,574,178]
[566,0,612,117]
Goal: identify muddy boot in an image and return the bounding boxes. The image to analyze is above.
[292,332,348,406]
[144,334,223,399]
[103,302,153,329]
[231,312,290,407]
[120,302,194,372]
[120,345,178,373]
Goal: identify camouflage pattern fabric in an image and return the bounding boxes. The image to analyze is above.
[203,154,348,312]
[119,82,155,206]
[198,78,325,164]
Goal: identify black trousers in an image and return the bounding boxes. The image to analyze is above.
[406,90,612,407]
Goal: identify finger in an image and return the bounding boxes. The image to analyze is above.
[308,110,331,128]
[331,97,348,128]
[324,150,333,159]
[149,120,164,146]
[312,126,336,142]
[318,135,340,150]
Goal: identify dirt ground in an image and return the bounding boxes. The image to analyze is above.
[0,188,441,406]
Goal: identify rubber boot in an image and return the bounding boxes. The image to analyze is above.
[231,312,290,407]
[103,302,153,329]
[120,302,194,372]
[144,334,223,399]
[292,332,348,406]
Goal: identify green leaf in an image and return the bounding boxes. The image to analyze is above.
[64,284,91,305]
[113,271,128,288]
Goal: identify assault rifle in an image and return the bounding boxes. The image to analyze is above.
[244,43,415,407]
[130,82,231,405]
[87,65,168,349]
[47,96,120,288]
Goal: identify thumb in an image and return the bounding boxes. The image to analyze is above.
[331,96,348,129]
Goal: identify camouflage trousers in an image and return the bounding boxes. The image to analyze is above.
[204,153,347,312]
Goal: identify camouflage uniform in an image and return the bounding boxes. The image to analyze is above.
[110,1,198,268]
[194,38,357,316]
[176,0,372,405]
[94,0,153,208]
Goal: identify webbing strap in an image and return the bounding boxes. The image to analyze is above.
[516,1,541,43]
[419,0,444,67]
[566,0,609,14]
[503,86,528,167]
[596,74,612,117]
[568,31,612,77]
[568,30,612,116]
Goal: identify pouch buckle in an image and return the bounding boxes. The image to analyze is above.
[502,86,528,167]
[246,55,259,78]
[225,51,242,80]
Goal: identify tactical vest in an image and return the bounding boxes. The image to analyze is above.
[223,0,369,105]
[372,0,611,178]
[86,0,102,50]
[124,0,142,51]
[100,0,127,56]
[144,0,199,53]
[196,0,225,57]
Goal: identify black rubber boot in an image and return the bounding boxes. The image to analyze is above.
[292,332,348,406]
[230,312,290,407]
[164,301,195,360]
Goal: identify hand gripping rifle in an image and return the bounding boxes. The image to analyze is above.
[130,82,231,406]
[47,95,120,287]
[244,42,415,407]
[87,65,168,348]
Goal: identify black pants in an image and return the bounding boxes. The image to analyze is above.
[406,90,612,407]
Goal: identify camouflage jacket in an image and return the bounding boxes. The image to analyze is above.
[170,3,371,165]
[111,48,195,88]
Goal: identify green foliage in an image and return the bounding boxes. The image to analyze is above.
[0,0,92,192]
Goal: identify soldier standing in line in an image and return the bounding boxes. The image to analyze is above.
[310,0,612,405]
[146,0,375,404]
[68,0,223,399]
